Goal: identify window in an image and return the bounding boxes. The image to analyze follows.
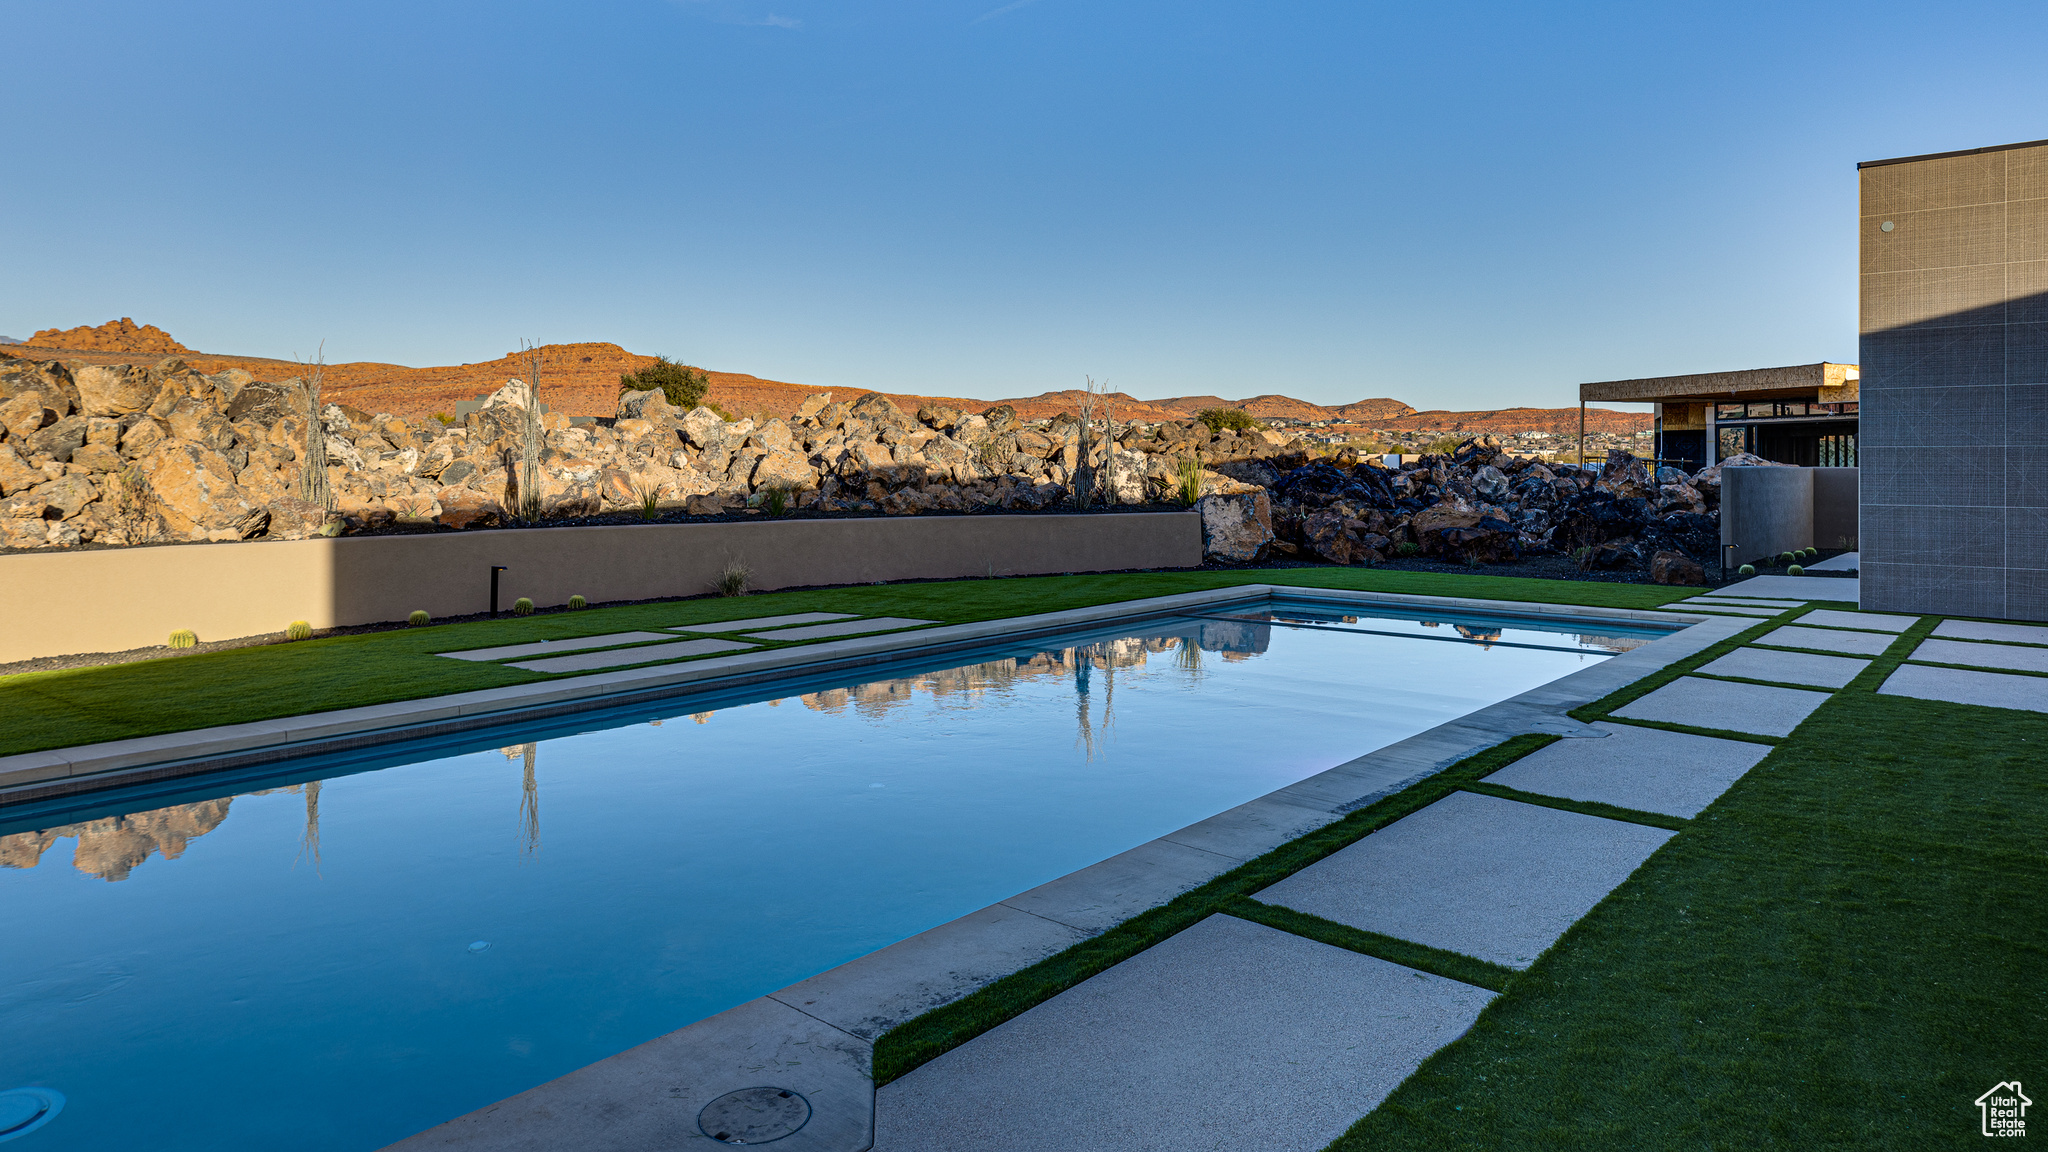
[1817,433,1857,467]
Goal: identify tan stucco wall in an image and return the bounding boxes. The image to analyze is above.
[0,512,1203,663]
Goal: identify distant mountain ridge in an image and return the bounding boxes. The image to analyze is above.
[4,319,1650,434]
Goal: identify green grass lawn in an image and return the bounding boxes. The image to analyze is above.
[0,567,1697,757]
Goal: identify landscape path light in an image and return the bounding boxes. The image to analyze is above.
[490,565,508,618]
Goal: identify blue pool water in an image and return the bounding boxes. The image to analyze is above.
[0,602,1663,1150]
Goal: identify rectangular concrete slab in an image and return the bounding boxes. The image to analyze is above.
[386,995,872,1152]
[1707,575,1859,600]
[1913,638,2048,674]
[1611,676,1832,738]
[1755,625,1897,656]
[1670,606,1783,618]
[1675,597,1797,609]
[1257,791,1673,969]
[1800,609,1919,632]
[745,617,939,641]
[670,612,859,633]
[1880,663,2048,714]
[505,637,755,673]
[1933,619,2048,646]
[1696,646,1870,689]
[437,631,675,661]
[872,915,1493,1152]
[1485,721,1771,818]
[1806,551,1859,571]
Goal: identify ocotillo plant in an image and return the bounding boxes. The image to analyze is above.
[517,340,545,522]
[298,343,333,511]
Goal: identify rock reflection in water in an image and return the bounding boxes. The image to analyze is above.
[1,798,237,881]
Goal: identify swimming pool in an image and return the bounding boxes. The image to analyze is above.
[0,600,1666,1150]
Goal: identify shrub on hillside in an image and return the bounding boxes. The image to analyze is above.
[621,356,710,411]
[1196,408,1262,433]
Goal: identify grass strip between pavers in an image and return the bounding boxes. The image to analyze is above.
[1454,781,1690,832]
[0,568,1696,758]
[868,732,1562,1085]
[1221,900,1520,993]
[1592,717,1783,746]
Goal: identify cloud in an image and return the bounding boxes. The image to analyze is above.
[760,12,801,27]
[971,0,1042,25]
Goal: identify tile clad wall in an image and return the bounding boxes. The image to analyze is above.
[1860,143,2048,620]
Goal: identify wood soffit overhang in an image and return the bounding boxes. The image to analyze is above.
[1577,363,1858,405]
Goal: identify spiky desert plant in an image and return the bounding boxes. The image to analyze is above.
[516,341,546,523]
[286,620,313,640]
[568,595,586,610]
[408,609,431,626]
[1787,564,1804,576]
[168,629,198,649]
[717,558,752,597]
[763,485,789,517]
[512,597,534,616]
[1739,563,1756,576]
[1175,456,1203,507]
[298,343,334,511]
[633,478,661,520]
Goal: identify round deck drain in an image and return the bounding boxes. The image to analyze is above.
[697,1087,809,1145]
[0,1088,64,1142]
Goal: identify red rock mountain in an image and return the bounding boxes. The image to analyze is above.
[6,321,1649,433]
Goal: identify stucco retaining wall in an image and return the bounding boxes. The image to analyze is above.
[0,512,1202,664]
[1720,466,1813,565]
[1812,467,1859,550]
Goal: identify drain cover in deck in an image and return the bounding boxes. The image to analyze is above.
[698,1087,810,1144]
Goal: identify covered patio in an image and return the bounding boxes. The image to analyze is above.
[1577,362,1859,472]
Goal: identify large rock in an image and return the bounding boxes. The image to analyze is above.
[0,393,52,440]
[1198,490,1274,562]
[0,445,42,496]
[142,445,257,536]
[1650,549,1706,586]
[31,474,97,520]
[1302,509,1384,565]
[616,388,671,422]
[751,448,818,491]
[27,415,88,463]
[72,364,158,417]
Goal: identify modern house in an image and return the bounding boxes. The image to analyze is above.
[1859,137,2048,620]
[1576,362,1860,472]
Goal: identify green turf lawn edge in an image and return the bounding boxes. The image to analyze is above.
[0,567,1692,758]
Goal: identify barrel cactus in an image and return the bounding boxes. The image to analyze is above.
[1739,563,1756,576]
[168,629,197,649]
[408,610,431,627]
[513,597,534,616]
[286,620,312,641]
[568,595,587,610]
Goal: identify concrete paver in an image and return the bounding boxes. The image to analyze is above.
[1805,551,1859,571]
[1484,721,1770,818]
[1257,791,1673,969]
[1880,663,2048,714]
[671,612,859,633]
[1696,647,1869,689]
[1932,620,2048,646]
[745,617,939,641]
[872,915,1493,1152]
[1912,638,2048,675]
[437,631,674,661]
[1754,625,1896,656]
[505,638,755,673]
[1800,609,1919,632]
[1670,605,1783,618]
[1612,676,1831,737]
[1707,575,1858,600]
[999,838,1241,934]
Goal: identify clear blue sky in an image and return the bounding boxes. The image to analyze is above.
[5,1,2045,410]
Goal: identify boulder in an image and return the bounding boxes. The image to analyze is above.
[850,392,912,429]
[0,393,52,440]
[142,445,256,536]
[31,474,97,520]
[434,487,502,530]
[616,388,671,422]
[1198,490,1274,562]
[0,445,42,496]
[981,404,1018,436]
[69,443,124,474]
[751,448,818,492]
[1650,549,1706,586]
[72,364,159,417]
[27,414,88,463]
[678,406,727,449]
[793,392,835,422]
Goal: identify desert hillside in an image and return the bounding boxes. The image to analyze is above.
[8,319,1650,434]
